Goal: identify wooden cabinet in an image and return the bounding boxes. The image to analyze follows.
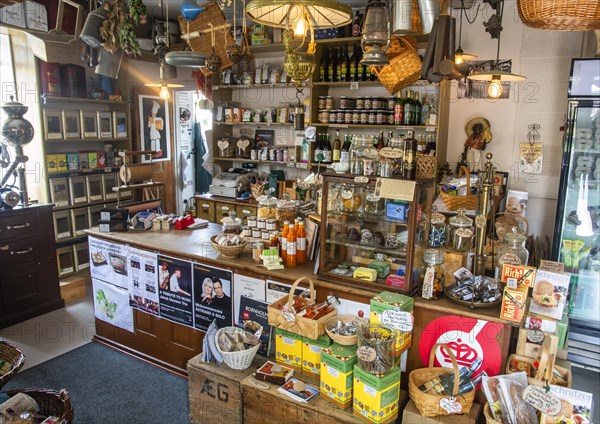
[0,205,64,328]
[194,196,258,224]
[215,202,233,221]
[196,200,215,222]
[236,204,257,220]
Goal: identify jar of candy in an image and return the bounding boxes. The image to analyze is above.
[221,211,243,234]
[447,209,474,252]
[276,194,297,227]
[257,195,277,219]
[356,97,365,109]
[421,248,445,300]
[496,227,529,275]
[428,208,447,248]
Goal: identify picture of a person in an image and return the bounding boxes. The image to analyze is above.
[169,269,190,296]
[211,278,230,308]
[159,262,169,290]
[201,278,213,305]
[148,100,164,158]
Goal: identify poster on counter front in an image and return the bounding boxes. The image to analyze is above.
[238,296,271,356]
[92,278,134,333]
[193,264,233,331]
[232,274,265,324]
[88,236,129,289]
[128,247,159,316]
[158,255,193,327]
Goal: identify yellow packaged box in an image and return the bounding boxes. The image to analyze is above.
[320,343,357,409]
[501,264,536,288]
[275,328,302,371]
[46,154,58,173]
[370,291,414,356]
[302,335,332,377]
[55,154,67,172]
[353,365,401,424]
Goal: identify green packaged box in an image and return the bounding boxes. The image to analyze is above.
[370,291,414,355]
[302,335,332,377]
[353,365,401,424]
[320,343,358,409]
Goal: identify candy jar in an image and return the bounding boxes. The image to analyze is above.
[428,207,447,248]
[496,227,529,275]
[221,211,243,234]
[421,248,445,300]
[276,194,297,227]
[447,209,474,252]
[256,194,277,219]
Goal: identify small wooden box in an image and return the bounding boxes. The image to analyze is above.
[60,276,86,304]
[187,354,263,424]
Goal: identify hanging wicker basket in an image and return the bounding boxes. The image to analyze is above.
[373,36,422,96]
[517,0,600,30]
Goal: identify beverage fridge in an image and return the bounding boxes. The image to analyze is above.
[552,58,600,371]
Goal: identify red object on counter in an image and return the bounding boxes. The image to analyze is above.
[174,215,195,230]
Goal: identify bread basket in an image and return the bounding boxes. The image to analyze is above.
[325,315,363,346]
[210,235,247,258]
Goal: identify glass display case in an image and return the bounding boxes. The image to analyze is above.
[318,173,435,294]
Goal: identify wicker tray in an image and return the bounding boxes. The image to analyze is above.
[325,315,361,346]
[215,326,261,370]
[4,388,73,424]
[210,235,247,259]
[0,341,25,389]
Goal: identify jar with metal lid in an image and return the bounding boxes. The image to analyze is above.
[496,227,529,275]
[257,195,277,219]
[325,96,334,110]
[364,190,385,215]
[256,218,266,229]
[276,194,297,227]
[356,97,365,109]
[329,110,337,124]
[387,97,395,110]
[352,110,360,124]
[368,111,377,125]
[376,110,387,125]
[247,216,257,228]
[221,211,243,234]
[364,97,372,110]
[387,111,395,125]
[421,248,445,300]
[429,208,447,248]
[243,226,252,237]
[447,209,474,252]
[266,218,277,231]
[340,96,350,109]
[360,111,369,124]
[252,227,262,238]
[344,110,353,124]
[318,96,326,109]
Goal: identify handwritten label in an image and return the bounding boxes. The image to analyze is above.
[523,385,562,416]
[378,146,404,159]
[526,330,545,344]
[475,214,486,229]
[374,178,416,201]
[439,398,462,414]
[237,138,250,150]
[357,346,377,362]
[354,176,369,184]
[381,309,414,332]
[217,140,229,150]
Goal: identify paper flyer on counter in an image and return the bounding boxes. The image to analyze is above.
[193,264,233,331]
[232,274,265,324]
[92,278,134,333]
[128,247,159,316]
[158,255,193,327]
[88,236,129,289]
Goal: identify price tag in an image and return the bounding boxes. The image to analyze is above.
[475,214,486,229]
[381,309,414,332]
[378,147,404,159]
[354,176,369,184]
[350,82,359,90]
[425,127,436,132]
[330,124,349,128]
[439,398,462,414]
[395,126,409,130]
[523,385,562,416]
[356,346,377,362]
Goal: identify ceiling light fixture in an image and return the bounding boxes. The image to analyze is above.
[454,0,477,65]
[145,61,184,100]
[360,0,391,67]
[245,0,352,30]
[467,0,525,99]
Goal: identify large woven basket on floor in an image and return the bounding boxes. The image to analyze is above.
[517,0,600,30]
[4,388,73,424]
[0,341,25,389]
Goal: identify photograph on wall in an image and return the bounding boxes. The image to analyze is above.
[128,247,159,316]
[92,278,134,333]
[139,95,170,162]
[193,264,233,331]
[88,236,129,289]
[457,59,512,99]
[232,274,265,324]
[157,255,193,327]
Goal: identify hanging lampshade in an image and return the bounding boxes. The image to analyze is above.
[245,0,352,29]
[454,0,477,65]
[145,61,184,100]
[360,0,391,67]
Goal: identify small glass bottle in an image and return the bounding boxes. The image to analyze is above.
[421,248,445,300]
[496,227,529,276]
[447,209,474,252]
[299,295,340,319]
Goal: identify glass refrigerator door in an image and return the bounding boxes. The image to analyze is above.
[556,101,600,322]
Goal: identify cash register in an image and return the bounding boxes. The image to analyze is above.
[209,169,257,198]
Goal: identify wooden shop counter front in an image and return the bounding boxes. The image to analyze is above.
[85,225,518,380]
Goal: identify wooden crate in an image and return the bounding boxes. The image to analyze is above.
[402,400,482,423]
[59,276,86,304]
[187,354,264,424]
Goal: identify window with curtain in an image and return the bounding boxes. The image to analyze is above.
[0,33,16,103]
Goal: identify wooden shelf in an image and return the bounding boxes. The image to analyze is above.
[45,138,130,143]
[248,42,285,53]
[47,167,119,178]
[312,79,437,87]
[53,198,109,212]
[40,97,128,106]
[213,158,316,168]
[214,83,301,90]
[316,35,430,48]
[214,122,294,127]
[314,123,438,130]
[113,182,164,192]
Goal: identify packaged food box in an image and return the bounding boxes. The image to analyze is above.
[500,288,527,323]
[275,328,302,371]
[370,291,414,355]
[66,153,79,170]
[320,343,357,409]
[301,335,332,377]
[353,365,401,424]
[56,154,67,172]
[529,269,571,320]
[501,264,536,288]
[88,152,98,169]
[46,155,58,173]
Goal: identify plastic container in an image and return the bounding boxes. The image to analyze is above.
[447,209,474,252]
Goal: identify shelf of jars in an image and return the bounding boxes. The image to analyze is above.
[213,83,301,90]
[40,96,128,106]
[315,123,437,130]
[213,121,294,127]
[212,157,316,169]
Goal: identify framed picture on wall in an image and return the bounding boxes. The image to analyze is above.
[62,110,80,139]
[138,95,170,162]
[113,111,127,138]
[98,112,113,138]
[80,110,98,138]
[43,109,63,139]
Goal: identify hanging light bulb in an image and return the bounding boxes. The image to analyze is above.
[160,84,170,100]
[294,14,306,36]
[454,1,476,65]
[455,48,464,65]
[487,76,502,98]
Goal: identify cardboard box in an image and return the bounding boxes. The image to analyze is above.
[500,288,527,323]
[56,154,67,172]
[301,335,332,377]
[88,152,98,169]
[67,153,79,170]
[402,400,482,423]
[370,291,414,356]
[46,155,58,173]
[79,153,89,169]
[500,264,536,288]
[353,365,401,424]
[275,328,302,371]
[60,276,86,304]
[530,269,571,320]
[320,343,357,409]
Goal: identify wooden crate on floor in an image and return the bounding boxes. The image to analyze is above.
[59,276,86,304]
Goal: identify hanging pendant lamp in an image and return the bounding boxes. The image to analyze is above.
[466,0,525,99]
[454,0,477,65]
[145,61,185,100]
[245,0,352,30]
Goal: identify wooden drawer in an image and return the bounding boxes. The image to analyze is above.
[0,210,39,242]
[214,202,233,221]
[196,200,215,222]
[0,237,40,268]
[236,204,256,221]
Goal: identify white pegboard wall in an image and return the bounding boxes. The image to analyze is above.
[516,60,572,113]
[521,28,584,58]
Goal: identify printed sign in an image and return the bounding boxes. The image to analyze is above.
[158,255,193,327]
[193,264,233,331]
[523,385,562,416]
[128,247,159,316]
[88,236,129,289]
[93,278,134,333]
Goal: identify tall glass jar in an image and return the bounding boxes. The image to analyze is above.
[447,209,474,252]
[496,227,529,275]
[421,248,445,300]
[276,194,297,227]
[256,195,277,219]
[429,208,447,248]
[349,136,371,175]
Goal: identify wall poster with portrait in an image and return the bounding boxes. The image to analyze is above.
[139,95,170,162]
[157,255,193,327]
[193,263,233,331]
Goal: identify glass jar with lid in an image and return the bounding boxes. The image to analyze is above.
[364,189,385,215]
[429,207,447,248]
[447,209,474,252]
[221,211,243,234]
[421,248,445,300]
[276,194,297,227]
[340,184,364,213]
[256,195,277,219]
[496,227,529,275]
[349,135,371,175]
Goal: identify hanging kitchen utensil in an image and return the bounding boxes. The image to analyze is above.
[205,25,222,72]
[95,48,123,79]
[165,6,206,68]
[81,44,99,68]
[80,4,108,48]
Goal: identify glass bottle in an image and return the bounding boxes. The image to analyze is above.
[291,288,312,312]
[314,133,324,163]
[403,90,414,126]
[287,224,297,268]
[340,134,352,165]
[319,47,328,82]
[421,248,445,300]
[419,358,484,395]
[349,135,369,175]
[333,129,341,162]
[496,227,529,276]
[429,207,447,248]
[300,295,340,319]
[413,91,422,126]
[281,221,289,264]
[402,130,417,180]
[323,133,333,163]
[352,11,362,37]
[350,44,358,81]
[447,209,474,252]
[421,96,431,125]
[296,220,307,265]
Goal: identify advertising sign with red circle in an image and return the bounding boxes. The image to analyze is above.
[419,316,504,377]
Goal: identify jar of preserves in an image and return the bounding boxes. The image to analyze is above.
[429,208,447,248]
[447,209,474,252]
[496,227,529,275]
[368,111,377,125]
[257,195,277,219]
[247,216,257,227]
[364,97,372,110]
[356,97,365,109]
[221,211,243,234]
[421,248,445,300]
[276,194,297,227]
[352,110,360,124]
[360,111,369,124]
[266,218,277,231]
[387,97,395,110]
[345,110,353,124]
[376,110,386,125]
[340,96,349,109]
[318,96,326,109]
[340,184,364,212]
[325,96,334,110]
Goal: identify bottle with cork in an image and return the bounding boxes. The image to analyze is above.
[286,223,297,268]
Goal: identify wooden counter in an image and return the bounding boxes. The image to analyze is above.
[86,225,517,379]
